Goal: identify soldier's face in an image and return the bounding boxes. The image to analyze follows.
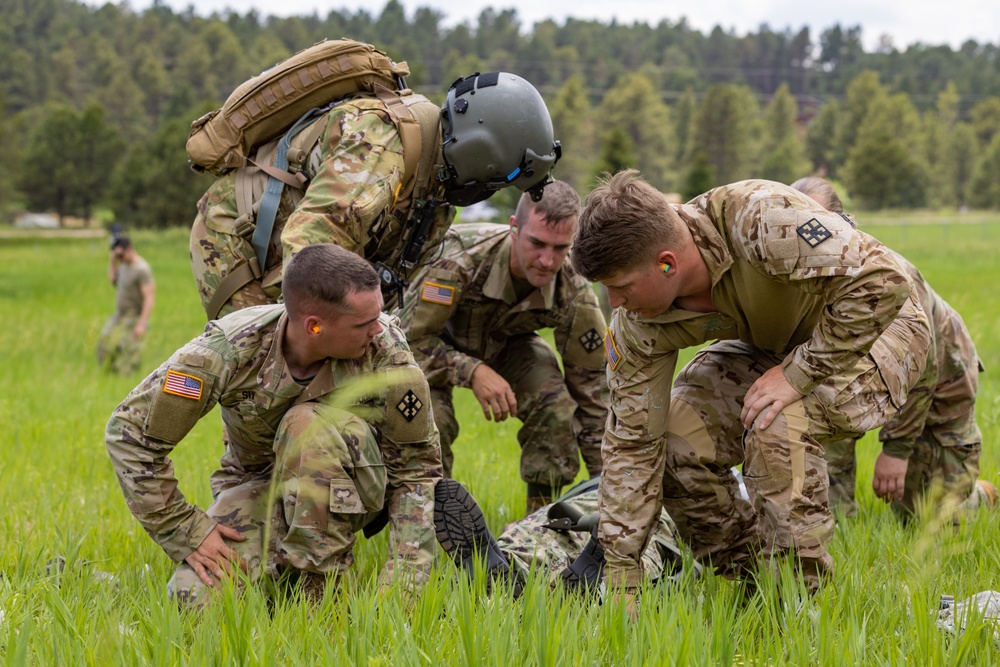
[318,289,384,359]
[509,209,576,288]
[602,262,676,318]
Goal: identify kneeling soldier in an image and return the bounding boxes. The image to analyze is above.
[569,171,932,601]
[106,244,441,606]
[395,181,608,514]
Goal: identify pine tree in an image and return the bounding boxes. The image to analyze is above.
[844,94,928,209]
[688,84,759,185]
[759,84,810,184]
[969,133,1000,209]
[593,127,637,186]
[597,71,675,190]
[547,75,595,192]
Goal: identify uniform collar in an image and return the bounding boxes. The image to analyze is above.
[674,203,734,289]
[294,361,336,405]
[258,311,311,399]
[482,235,557,310]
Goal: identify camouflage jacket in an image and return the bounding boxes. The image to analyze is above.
[599,179,928,587]
[395,223,609,436]
[194,95,455,299]
[880,250,982,458]
[105,305,440,582]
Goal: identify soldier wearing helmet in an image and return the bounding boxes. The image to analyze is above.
[190,70,560,320]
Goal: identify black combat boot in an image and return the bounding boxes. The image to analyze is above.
[434,478,512,589]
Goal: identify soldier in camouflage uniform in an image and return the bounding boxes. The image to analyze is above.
[395,181,609,513]
[791,177,995,519]
[190,71,561,320]
[97,235,155,375]
[106,244,442,606]
[568,170,932,599]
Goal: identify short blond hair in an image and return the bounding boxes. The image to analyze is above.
[572,169,686,281]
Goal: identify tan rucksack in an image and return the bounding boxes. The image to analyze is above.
[189,39,445,320]
[186,38,411,175]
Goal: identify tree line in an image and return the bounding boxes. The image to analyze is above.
[2,0,1000,227]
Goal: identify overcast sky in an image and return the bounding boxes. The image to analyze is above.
[97,0,998,51]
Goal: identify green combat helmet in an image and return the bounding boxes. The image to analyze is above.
[438,72,562,207]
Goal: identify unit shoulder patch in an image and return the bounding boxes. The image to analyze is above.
[579,327,603,354]
[396,389,424,422]
[163,370,203,400]
[796,218,832,248]
[420,281,455,306]
[604,328,621,371]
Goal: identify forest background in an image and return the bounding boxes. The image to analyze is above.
[3,0,1000,229]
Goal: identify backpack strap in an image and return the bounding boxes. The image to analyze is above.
[250,106,329,272]
[401,94,444,204]
[375,87,422,185]
[204,256,262,320]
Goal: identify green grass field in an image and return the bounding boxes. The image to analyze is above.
[1,220,998,665]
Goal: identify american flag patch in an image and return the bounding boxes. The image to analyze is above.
[421,281,455,306]
[604,328,621,371]
[163,370,203,400]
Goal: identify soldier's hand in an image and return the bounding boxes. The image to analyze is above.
[470,364,517,421]
[741,366,803,430]
[133,321,147,338]
[872,453,908,503]
[184,524,248,588]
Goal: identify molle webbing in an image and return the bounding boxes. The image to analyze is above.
[186,39,410,175]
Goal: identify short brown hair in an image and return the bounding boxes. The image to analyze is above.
[514,179,581,229]
[282,244,379,318]
[790,177,844,213]
[572,169,686,281]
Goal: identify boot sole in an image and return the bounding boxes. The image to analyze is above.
[434,478,491,565]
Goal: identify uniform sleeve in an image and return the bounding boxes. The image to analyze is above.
[597,313,677,590]
[280,106,405,266]
[137,263,154,287]
[725,191,912,395]
[553,284,609,476]
[372,322,443,589]
[105,330,233,562]
[395,247,483,388]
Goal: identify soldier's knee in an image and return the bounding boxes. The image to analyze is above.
[277,404,377,458]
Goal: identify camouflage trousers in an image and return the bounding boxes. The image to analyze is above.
[498,488,679,587]
[663,328,928,590]
[96,313,144,374]
[826,310,983,517]
[431,333,601,489]
[169,404,388,607]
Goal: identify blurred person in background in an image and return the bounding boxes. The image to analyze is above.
[97,233,154,374]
